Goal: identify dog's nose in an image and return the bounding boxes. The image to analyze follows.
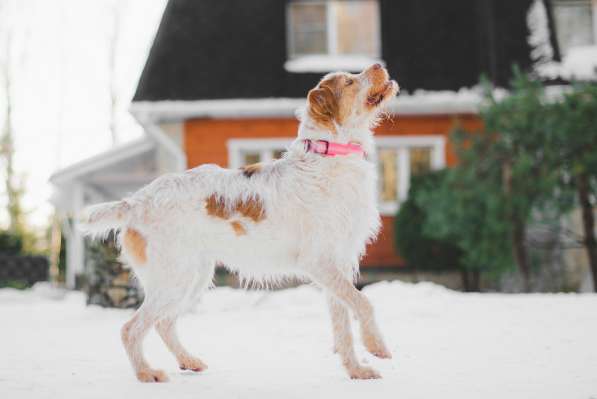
[372,63,382,70]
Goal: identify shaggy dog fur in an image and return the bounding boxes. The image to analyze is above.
[82,64,399,382]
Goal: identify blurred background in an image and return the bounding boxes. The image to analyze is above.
[1,0,596,305]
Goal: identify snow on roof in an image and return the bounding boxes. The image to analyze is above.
[537,46,597,82]
[49,137,154,186]
[130,98,307,122]
[130,89,484,123]
[387,88,489,115]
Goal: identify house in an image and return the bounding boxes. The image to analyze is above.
[51,0,597,288]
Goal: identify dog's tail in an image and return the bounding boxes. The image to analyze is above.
[79,200,131,238]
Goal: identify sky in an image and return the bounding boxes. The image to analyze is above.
[0,0,167,229]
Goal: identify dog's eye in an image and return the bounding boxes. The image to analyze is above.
[345,79,354,86]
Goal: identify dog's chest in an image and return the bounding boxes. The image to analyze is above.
[298,159,379,236]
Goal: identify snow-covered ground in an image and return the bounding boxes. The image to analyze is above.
[2,282,596,399]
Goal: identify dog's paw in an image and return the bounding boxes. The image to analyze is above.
[136,368,169,383]
[178,355,208,372]
[348,365,381,380]
[367,344,392,359]
[363,334,392,359]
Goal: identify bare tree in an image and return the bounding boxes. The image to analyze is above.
[0,4,25,234]
[107,0,125,145]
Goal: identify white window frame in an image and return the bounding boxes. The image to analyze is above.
[227,138,294,169]
[374,136,446,216]
[285,0,383,73]
[552,0,597,56]
[227,135,446,216]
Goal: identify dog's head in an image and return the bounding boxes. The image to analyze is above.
[306,64,399,132]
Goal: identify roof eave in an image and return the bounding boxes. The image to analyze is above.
[49,137,155,186]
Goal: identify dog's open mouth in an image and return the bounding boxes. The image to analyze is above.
[367,81,395,107]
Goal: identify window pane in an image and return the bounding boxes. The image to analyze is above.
[378,149,398,202]
[243,152,261,166]
[334,1,380,56]
[410,147,432,176]
[552,0,594,56]
[289,3,328,56]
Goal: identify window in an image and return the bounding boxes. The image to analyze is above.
[375,136,446,215]
[228,136,445,216]
[228,138,293,169]
[552,0,595,56]
[286,0,382,72]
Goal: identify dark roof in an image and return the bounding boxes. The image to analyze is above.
[134,0,539,102]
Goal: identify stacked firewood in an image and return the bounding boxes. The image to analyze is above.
[85,238,143,309]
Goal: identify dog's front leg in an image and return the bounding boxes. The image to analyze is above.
[327,296,380,379]
[315,266,391,379]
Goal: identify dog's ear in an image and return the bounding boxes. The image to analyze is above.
[307,85,338,129]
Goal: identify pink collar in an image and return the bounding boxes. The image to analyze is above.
[303,139,365,158]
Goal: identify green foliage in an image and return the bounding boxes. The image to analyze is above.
[393,67,597,290]
[394,172,463,271]
[550,84,597,190]
[550,83,597,290]
[413,156,513,276]
[399,68,582,286]
[0,229,23,255]
[0,280,29,289]
[481,68,572,218]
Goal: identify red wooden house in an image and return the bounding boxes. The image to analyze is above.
[52,0,593,287]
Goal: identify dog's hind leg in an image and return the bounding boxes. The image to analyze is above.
[187,261,216,309]
[155,262,215,373]
[311,266,391,379]
[121,301,168,382]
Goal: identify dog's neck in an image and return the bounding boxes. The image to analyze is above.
[296,115,375,156]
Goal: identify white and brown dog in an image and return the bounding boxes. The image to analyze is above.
[83,64,399,382]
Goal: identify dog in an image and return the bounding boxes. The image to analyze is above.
[82,64,399,382]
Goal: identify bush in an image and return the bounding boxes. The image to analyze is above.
[0,230,24,255]
[395,173,463,270]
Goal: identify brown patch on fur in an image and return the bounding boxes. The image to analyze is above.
[204,194,266,223]
[241,162,262,178]
[236,196,266,222]
[308,76,340,131]
[307,73,360,131]
[205,194,232,219]
[230,220,246,236]
[123,228,147,264]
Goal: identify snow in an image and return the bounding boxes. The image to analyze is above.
[558,46,597,81]
[387,88,496,116]
[538,46,597,81]
[2,282,597,399]
[130,98,308,121]
[527,0,555,66]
